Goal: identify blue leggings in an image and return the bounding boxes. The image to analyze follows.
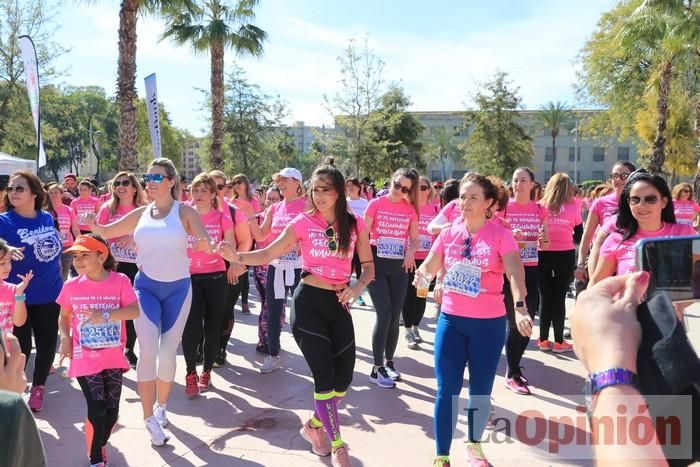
[434,312,506,455]
[133,272,192,382]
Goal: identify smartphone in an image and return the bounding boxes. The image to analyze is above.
[636,235,700,302]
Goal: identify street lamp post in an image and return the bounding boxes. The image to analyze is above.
[573,119,579,184]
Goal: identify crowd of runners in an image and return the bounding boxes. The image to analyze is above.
[0,157,697,467]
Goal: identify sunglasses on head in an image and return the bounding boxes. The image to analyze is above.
[462,235,472,260]
[325,225,338,252]
[393,181,410,194]
[6,185,26,193]
[628,195,660,206]
[143,174,169,184]
[610,172,630,181]
[113,180,131,187]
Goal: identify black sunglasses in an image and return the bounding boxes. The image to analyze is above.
[6,185,26,193]
[325,225,338,252]
[610,172,630,181]
[419,185,430,192]
[233,180,244,185]
[629,195,660,206]
[681,189,692,193]
[216,184,226,191]
[393,181,410,194]
[462,235,472,260]
[113,180,131,187]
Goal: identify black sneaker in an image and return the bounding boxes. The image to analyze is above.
[213,349,226,368]
[125,350,138,368]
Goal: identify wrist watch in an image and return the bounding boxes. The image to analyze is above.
[584,368,639,419]
[515,300,525,309]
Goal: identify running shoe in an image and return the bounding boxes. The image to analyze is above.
[28,385,44,412]
[433,458,450,467]
[331,445,351,467]
[125,349,138,367]
[537,339,552,351]
[300,419,331,456]
[369,367,396,388]
[213,349,226,368]
[517,368,529,385]
[101,446,108,466]
[145,416,170,447]
[90,463,106,467]
[504,377,530,395]
[242,303,251,315]
[185,372,199,398]
[552,341,574,353]
[405,329,419,350]
[466,441,489,467]
[413,328,423,343]
[153,404,169,427]
[198,370,212,392]
[255,343,270,355]
[260,355,281,374]
[385,361,402,381]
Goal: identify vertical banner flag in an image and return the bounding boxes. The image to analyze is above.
[18,35,46,169]
[144,73,162,159]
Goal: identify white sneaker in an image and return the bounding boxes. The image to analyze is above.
[145,416,170,446]
[385,361,401,381]
[369,367,396,388]
[153,404,169,427]
[412,328,423,344]
[260,355,281,374]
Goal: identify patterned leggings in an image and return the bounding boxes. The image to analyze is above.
[253,265,285,352]
[77,369,122,464]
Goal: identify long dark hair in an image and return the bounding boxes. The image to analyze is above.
[616,170,675,242]
[86,233,117,271]
[392,168,420,215]
[308,165,357,255]
[4,171,45,212]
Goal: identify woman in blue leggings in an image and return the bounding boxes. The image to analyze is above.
[413,173,530,467]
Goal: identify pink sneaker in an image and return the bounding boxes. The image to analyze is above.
[28,385,45,412]
[466,442,489,467]
[536,339,552,351]
[300,419,331,456]
[198,370,212,392]
[504,377,530,395]
[552,341,574,353]
[185,372,199,398]
[331,445,351,467]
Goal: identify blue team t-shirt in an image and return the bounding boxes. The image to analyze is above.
[0,210,62,305]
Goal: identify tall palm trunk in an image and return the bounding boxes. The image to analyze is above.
[209,41,225,170]
[550,133,556,174]
[649,60,673,174]
[117,0,139,171]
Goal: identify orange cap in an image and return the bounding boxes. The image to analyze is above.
[64,235,109,255]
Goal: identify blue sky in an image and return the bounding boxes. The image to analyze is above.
[49,0,617,136]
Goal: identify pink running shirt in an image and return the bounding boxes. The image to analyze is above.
[289,212,365,284]
[365,196,418,259]
[599,223,695,275]
[416,203,440,260]
[98,204,138,263]
[188,209,234,274]
[498,199,548,266]
[0,281,17,337]
[539,201,582,251]
[673,200,700,227]
[267,197,306,265]
[56,272,138,378]
[55,204,78,248]
[590,193,619,223]
[71,196,100,230]
[431,221,518,318]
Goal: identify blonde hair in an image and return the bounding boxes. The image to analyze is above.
[591,183,613,199]
[231,173,252,201]
[541,173,574,213]
[191,173,219,209]
[149,158,179,200]
[108,171,146,215]
[672,182,694,200]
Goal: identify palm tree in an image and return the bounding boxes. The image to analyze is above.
[617,0,699,174]
[161,0,267,170]
[423,127,458,182]
[114,0,193,171]
[536,101,574,175]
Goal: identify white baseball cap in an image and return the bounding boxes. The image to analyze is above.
[275,167,302,183]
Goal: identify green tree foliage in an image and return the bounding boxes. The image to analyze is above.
[135,98,185,172]
[422,127,462,182]
[535,101,574,174]
[461,72,534,179]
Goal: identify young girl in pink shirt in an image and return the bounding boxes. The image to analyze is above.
[57,235,139,467]
[0,239,32,341]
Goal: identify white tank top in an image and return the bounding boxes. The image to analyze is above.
[134,201,190,281]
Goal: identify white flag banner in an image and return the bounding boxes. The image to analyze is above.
[18,35,46,168]
[144,73,162,159]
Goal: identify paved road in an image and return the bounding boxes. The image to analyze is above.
[29,286,700,467]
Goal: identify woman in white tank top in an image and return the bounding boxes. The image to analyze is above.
[85,158,235,447]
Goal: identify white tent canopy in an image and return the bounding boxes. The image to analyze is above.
[0,152,36,175]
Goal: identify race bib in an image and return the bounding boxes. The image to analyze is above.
[518,241,539,263]
[110,244,137,263]
[443,261,481,297]
[279,250,299,263]
[418,234,433,252]
[377,236,405,259]
[79,321,121,349]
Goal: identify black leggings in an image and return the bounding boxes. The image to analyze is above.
[503,265,539,379]
[291,283,355,393]
[538,250,575,343]
[77,369,122,465]
[402,258,427,328]
[239,268,250,306]
[117,262,139,352]
[14,302,60,386]
[218,276,244,354]
[183,273,227,373]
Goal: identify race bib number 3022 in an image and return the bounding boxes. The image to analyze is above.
[443,261,481,298]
